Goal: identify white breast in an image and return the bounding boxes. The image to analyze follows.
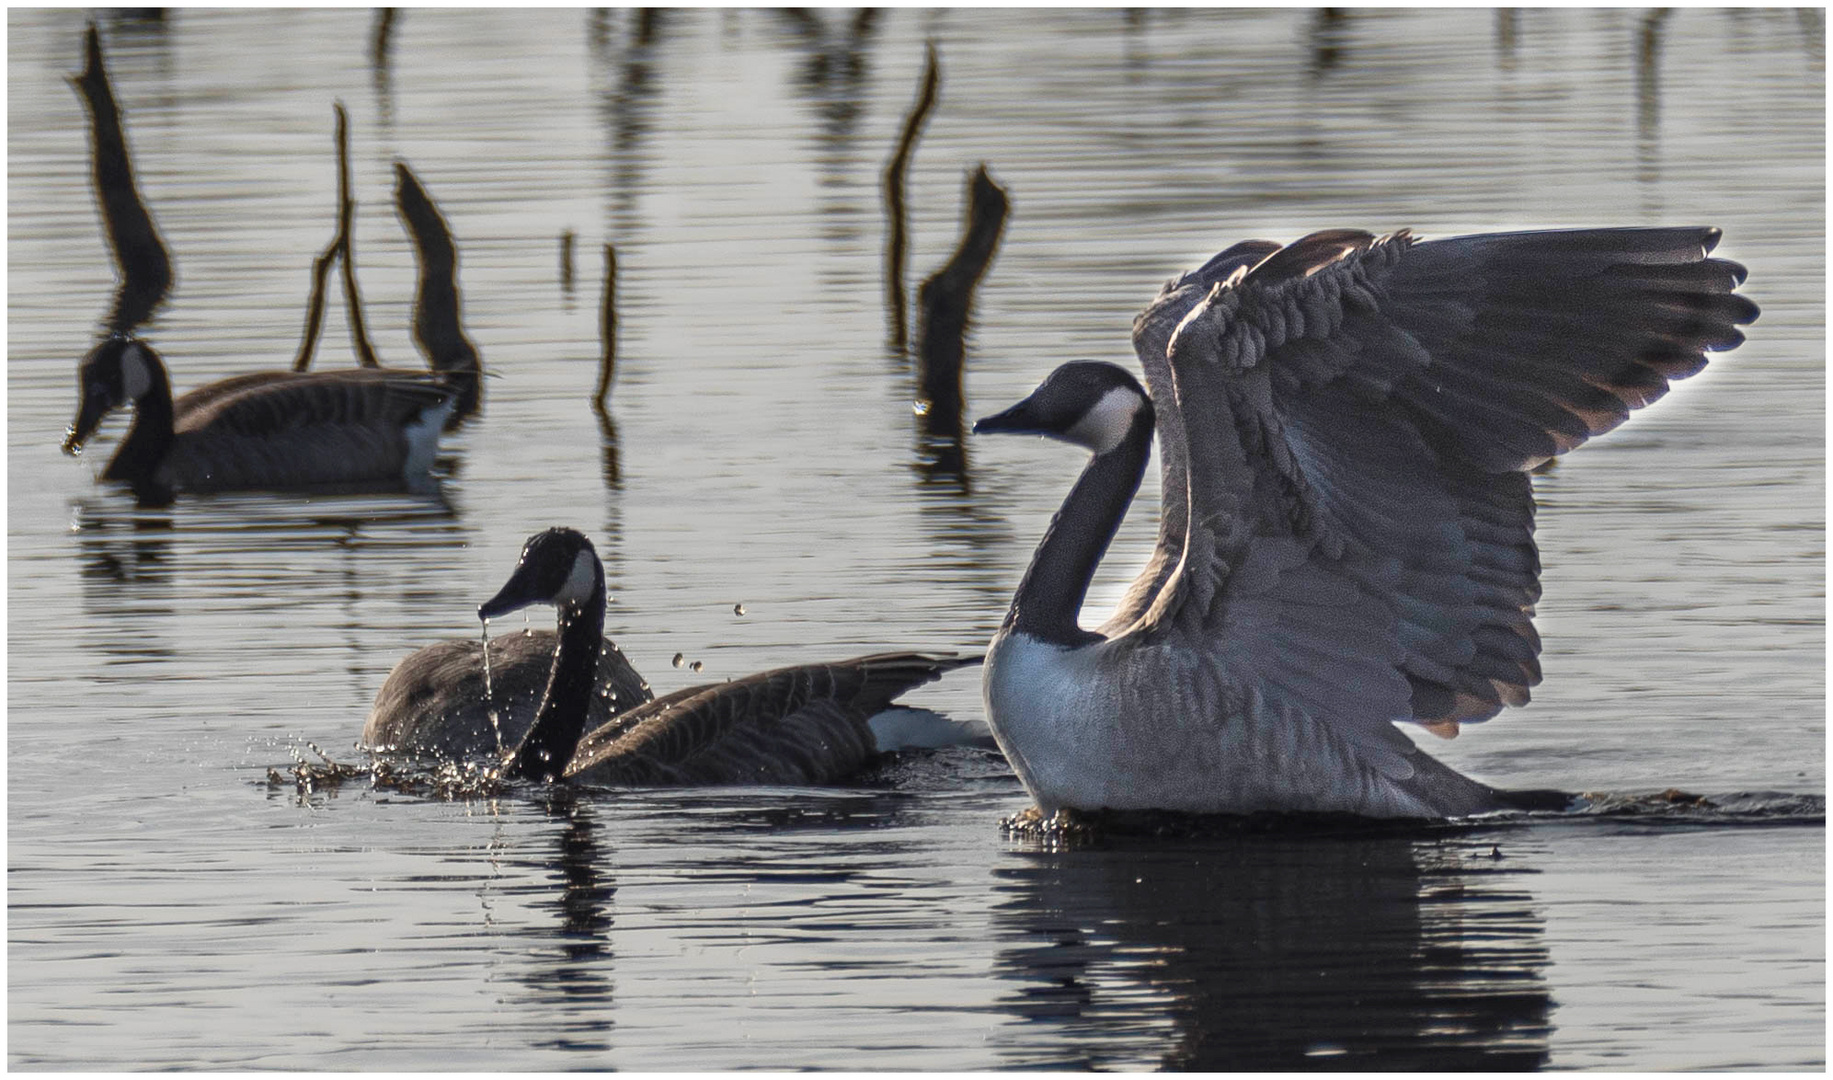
[983,628,1444,817]
[982,630,1135,813]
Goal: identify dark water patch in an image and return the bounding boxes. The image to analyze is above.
[1001,789,1826,848]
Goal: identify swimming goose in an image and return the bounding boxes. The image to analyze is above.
[63,334,455,506]
[473,527,979,786]
[975,226,1758,818]
[363,535,652,760]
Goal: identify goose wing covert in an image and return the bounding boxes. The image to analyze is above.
[1133,226,1757,741]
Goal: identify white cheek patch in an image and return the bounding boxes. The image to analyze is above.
[1066,386,1143,454]
[120,342,153,400]
[555,549,598,605]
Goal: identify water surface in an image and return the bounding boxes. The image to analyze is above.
[8,8,1823,1069]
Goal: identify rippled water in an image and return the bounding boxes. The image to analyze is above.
[8,7,1824,1069]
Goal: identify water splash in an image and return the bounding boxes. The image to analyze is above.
[480,622,504,753]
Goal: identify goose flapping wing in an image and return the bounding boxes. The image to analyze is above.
[1101,240,1285,635]
[1123,227,1757,766]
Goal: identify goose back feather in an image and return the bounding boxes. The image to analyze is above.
[565,652,982,787]
[477,527,980,789]
[364,629,652,760]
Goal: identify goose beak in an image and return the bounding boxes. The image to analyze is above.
[63,389,112,455]
[971,398,1042,436]
[478,564,544,622]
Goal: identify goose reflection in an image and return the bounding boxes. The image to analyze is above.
[72,502,177,669]
[991,832,1550,1069]
[514,792,616,1053]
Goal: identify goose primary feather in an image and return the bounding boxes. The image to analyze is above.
[468,528,980,786]
[975,226,1758,819]
[64,335,456,505]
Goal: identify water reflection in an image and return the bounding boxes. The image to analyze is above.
[991,835,1551,1069]
[512,793,617,1053]
[71,501,178,668]
[1310,8,1350,77]
[1636,9,1670,185]
[1495,8,1518,67]
[771,8,879,220]
[589,8,664,239]
[70,491,468,680]
[370,8,396,125]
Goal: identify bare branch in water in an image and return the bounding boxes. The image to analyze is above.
[594,244,618,411]
[916,164,1008,421]
[395,162,482,424]
[71,22,172,334]
[881,43,939,352]
[294,103,355,371]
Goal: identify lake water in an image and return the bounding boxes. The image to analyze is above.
[7,7,1824,1070]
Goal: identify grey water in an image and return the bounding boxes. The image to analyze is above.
[7,7,1823,1070]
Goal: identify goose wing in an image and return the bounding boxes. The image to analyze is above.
[364,630,653,759]
[1102,240,1285,634]
[1129,227,1756,756]
[568,652,979,786]
[176,368,453,436]
[167,368,454,490]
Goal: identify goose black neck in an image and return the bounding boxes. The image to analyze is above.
[105,353,175,496]
[1005,404,1154,646]
[506,581,606,783]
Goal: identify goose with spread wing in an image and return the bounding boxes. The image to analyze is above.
[974,227,1758,818]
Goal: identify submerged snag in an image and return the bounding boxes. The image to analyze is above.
[71,22,173,334]
[294,102,369,371]
[882,43,940,351]
[395,161,482,424]
[594,244,618,411]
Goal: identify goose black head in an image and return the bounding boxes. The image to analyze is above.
[64,335,158,455]
[972,361,1152,455]
[479,527,603,623]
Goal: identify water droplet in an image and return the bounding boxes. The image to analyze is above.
[689,660,704,673]
[912,399,932,417]
[672,653,685,668]
[733,603,746,616]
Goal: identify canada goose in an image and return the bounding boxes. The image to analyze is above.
[473,527,979,786]
[974,226,1759,819]
[63,334,455,505]
[363,540,652,760]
